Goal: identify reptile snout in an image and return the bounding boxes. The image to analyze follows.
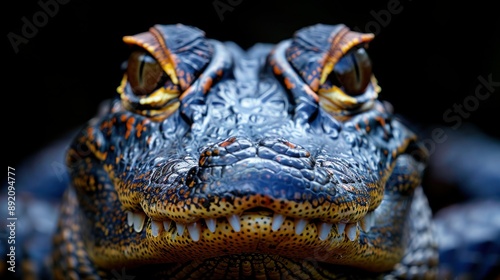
[198,136,313,170]
[194,137,320,199]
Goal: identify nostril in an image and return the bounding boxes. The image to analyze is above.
[185,167,199,187]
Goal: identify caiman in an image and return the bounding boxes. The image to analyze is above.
[3,23,442,279]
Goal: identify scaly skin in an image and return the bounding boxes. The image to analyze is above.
[51,23,438,279]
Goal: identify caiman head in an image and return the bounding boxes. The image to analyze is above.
[53,23,438,279]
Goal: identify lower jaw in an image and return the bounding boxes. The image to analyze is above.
[104,253,385,280]
[108,213,379,264]
[92,223,399,277]
[92,212,397,272]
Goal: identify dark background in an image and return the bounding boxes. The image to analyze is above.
[3,0,500,211]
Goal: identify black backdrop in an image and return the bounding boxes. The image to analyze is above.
[4,1,500,198]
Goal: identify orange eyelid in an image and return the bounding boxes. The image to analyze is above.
[123,33,179,86]
[319,31,374,85]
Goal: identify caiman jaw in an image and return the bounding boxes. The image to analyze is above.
[104,134,407,272]
[114,206,389,271]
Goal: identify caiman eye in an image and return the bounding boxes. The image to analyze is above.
[115,24,213,120]
[126,51,168,96]
[284,24,380,116]
[329,48,372,96]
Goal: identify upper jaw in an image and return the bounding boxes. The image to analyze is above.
[121,138,385,224]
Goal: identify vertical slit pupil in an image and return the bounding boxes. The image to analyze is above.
[127,51,165,96]
[138,56,147,84]
[351,52,361,84]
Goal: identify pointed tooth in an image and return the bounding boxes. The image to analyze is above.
[346,223,357,241]
[187,222,202,242]
[126,211,134,227]
[271,214,286,231]
[294,219,308,235]
[361,212,374,232]
[318,223,333,240]
[151,220,162,237]
[163,220,171,231]
[227,215,241,232]
[176,223,186,236]
[132,212,146,233]
[337,223,346,235]
[205,218,217,233]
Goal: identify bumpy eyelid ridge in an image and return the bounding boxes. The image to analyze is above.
[282,24,382,119]
[178,39,234,122]
[269,39,320,123]
[284,24,374,92]
[319,30,374,87]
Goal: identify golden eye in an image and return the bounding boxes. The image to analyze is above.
[331,48,372,96]
[126,51,168,96]
[116,24,214,120]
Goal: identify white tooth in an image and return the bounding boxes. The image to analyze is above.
[176,223,186,236]
[337,223,346,235]
[126,211,134,227]
[205,218,217,233]
[318,223,333,241]
[132,212,146,233]
[361,212,374,232]
[163,220,171,231]
[227,215,241,232]
[346,223,357,241]
[295,219,308,235]
[271,214,286,231]
[151,220,162,237]
[187,222,202,242]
